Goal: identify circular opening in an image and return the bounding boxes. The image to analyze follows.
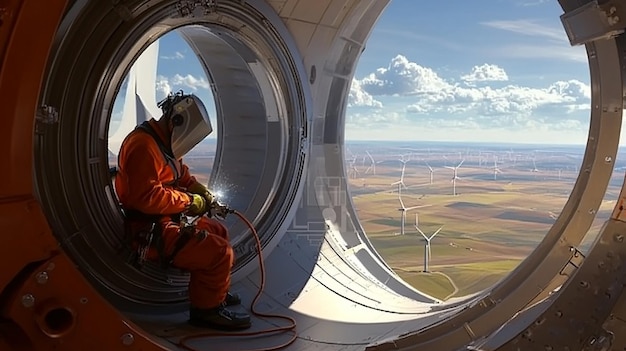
[39,307,75,338]
[34,1,308,313]
[344,0,609,302]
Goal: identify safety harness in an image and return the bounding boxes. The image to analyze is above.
[121,121,195,269]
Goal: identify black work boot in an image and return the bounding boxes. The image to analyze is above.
[189,304,251,330]
[224,292,241,306]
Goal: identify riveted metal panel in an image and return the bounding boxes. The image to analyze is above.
[290,0,331,24]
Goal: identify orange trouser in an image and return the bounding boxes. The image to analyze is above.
[135,216,234,309]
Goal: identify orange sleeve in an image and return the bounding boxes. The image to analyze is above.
[119,134,191,215]
[178,160,198,189]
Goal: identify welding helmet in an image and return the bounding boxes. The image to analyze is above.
[159,91,212,159]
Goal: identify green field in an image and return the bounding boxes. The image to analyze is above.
[349,162,615,300]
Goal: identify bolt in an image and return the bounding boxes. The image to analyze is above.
[80,297,88,304]
[36,272,49,284]
[121,333,134,346]
[555,310,563,318]
[605,156,613,163]
[615,234,624,243]
[21,294,35,308]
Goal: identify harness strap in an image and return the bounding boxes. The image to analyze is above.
[160,225,196,268]
[123,209,197,269]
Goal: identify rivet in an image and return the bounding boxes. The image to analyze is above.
[36,272,49,284]
[121,333,134,346]
[21,294,35,308]
[555,310,563,317]
[80,297,88,304]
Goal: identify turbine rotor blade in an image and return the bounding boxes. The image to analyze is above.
[416,226,428,239]
[430,226,443,239]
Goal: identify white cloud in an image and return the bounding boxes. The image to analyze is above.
[161,52,185,60]
[349,79,383,108]
[480,20,587,63]
[461,64,509,83]
[546,79,591,100]
[348,55,591,136]
[171,73,210,91]
[359,55,451,96]
[156,73,211,97]
[487,44,587,63]
[518,0,550,6]
[481,19,566,42]
[346,111,403,129]
[156,75,172,100]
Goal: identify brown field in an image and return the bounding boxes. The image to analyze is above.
[349,161,617,300]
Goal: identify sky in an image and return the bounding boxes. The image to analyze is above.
[111,0,603,145]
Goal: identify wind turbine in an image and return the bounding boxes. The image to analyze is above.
[395,183,429,235]
[416,225,443,272]
[493,157,502,180]
[425,161,434,184]
[364,151,376,175]
[391,157,409,191]
[348,155,360,179]
[445,159,464,196]
[531,159,540,173]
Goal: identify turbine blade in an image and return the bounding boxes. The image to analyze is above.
[406,204,431,210]
[430,226,443,239]
[416,226,428,239]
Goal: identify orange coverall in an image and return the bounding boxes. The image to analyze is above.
[115,118,233,309]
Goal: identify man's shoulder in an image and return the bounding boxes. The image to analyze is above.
[120,127,159,154]
[125,127,156,144]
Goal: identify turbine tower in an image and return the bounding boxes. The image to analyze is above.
[365,151,376,175]
[531,159,540,173]
[493,157,502,180]
[445,159,464,196]
[396,183,429,235]
[425,161,434,184]
[416,226,443,273]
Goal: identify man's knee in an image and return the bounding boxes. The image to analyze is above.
[197,217,229,239]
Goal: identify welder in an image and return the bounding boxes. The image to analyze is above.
[115,90,251,330]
